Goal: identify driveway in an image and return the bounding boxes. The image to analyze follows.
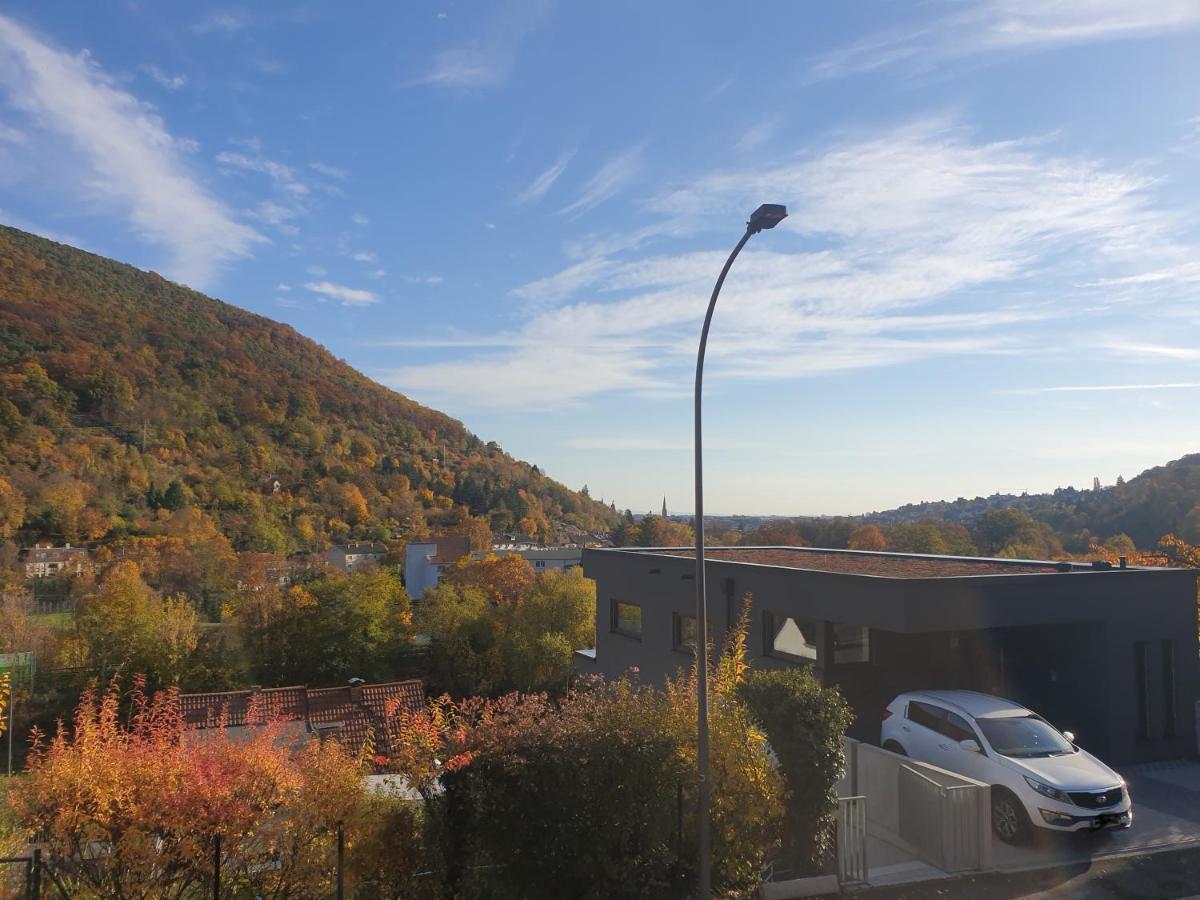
[992,760,1200,872]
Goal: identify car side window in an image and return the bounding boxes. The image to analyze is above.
[907,701,943,731]
[942,711,975,742]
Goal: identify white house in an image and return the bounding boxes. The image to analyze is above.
[403,535,470,599]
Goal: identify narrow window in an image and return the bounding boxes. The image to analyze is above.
[1162,639,1177,738]
[764,611,818,662]
[673,612,697,653]
[723,578,738,629]
[611,600,642,638]
[832,622,870,664]
[1134,641,1150,740]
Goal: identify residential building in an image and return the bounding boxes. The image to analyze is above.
[475,545,583,573]
[326,541,387,573]
[403,535,471,599]
[577,546,1200,765]
[23,543,91,579]
[180,679,426,769]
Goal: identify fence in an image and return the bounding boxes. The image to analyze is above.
[841,738,992,875]
[836,795,868,884]
[1,851,71,900]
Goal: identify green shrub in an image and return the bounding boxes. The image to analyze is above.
[739,667,853,875]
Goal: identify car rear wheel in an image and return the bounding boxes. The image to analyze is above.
[882,740,907,756]
[992,788,1030,844]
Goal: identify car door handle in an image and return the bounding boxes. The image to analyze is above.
[937,742,951,750]
[901,725,911,732]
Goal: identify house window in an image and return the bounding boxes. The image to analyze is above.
[611,600,642,638]
[673,612,697,653]
[832,622,870,664]
[723,578,739,628]
[534,560,545,569]
[1134,641,1150,740]
[1162,640,1177,738]
[764,611,818,662]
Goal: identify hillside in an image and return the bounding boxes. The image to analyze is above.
[866,454,1200,551]
[0,225,618,552]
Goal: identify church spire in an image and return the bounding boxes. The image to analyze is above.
[662,496,668,518]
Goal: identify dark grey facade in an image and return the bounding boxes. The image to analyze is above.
[578,547,1200,765]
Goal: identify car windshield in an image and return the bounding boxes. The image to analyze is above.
[977,715,1075,758]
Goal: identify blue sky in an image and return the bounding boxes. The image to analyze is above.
[2,2,1200,517]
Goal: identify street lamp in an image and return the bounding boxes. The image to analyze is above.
[693,203,787,897]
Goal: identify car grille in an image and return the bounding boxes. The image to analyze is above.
[1069,786,1124,809]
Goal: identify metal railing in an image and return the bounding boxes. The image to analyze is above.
[898,764,989,872]
[836,795,868,884]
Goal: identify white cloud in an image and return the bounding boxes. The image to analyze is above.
[516,151,574,205]
[351,212,370,225]
[369,268,386,279]
[276,282,292,292]
[403,274,443,285]
[387,118,1199,409]
[144,65,186,91]
[558,145,644,217]
[810,0,1200,80]
[352,250,377,263]
[0,15,262,287]
[306,265,326,276]
[305,280,378,306]
[310,160,347,179]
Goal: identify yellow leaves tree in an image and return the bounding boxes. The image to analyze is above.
[0,476,25,540]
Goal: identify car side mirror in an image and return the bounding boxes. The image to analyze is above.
[960,739,982,754]
[1062,731,1075,744]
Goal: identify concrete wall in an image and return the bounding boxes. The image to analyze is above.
[843,738,991,874]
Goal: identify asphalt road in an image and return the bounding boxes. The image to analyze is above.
[856,843,1200,899]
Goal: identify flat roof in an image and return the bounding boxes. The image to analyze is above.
[619,546,1180,579]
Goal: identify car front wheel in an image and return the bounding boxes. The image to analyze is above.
[882,740,907,756]
[991,788,1030,844]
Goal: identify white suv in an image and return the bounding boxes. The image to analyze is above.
[880,690,1132,843]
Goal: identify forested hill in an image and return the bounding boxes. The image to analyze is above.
[866,453,1200,551]
[0,225,618,551]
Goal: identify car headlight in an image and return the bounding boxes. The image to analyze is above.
[1024,775,1072,804]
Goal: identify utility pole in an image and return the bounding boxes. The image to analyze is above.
[141,420,147,453]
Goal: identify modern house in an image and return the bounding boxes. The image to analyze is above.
[23,543,91,579]
[326,541,387,573]
[577,546,1200,765]
[403,535,471,599]
[180,679,426,769]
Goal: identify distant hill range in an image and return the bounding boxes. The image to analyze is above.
[864,454,1200,550]
[0,225,617,552]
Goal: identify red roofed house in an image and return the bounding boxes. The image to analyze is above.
[180,679,426,770]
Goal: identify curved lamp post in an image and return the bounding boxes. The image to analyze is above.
[694,203,787,897]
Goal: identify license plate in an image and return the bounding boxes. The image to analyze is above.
[1094,812,1129,829]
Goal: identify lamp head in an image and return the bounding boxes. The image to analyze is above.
[747,203,788,233]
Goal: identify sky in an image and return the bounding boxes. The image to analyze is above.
[1,2,1200,517]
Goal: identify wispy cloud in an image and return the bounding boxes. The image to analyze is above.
[386,117,1198,409]
[309,160,347,179]
[734,118,780,153]
[810,0,1200,80]
[558,145,644,217]
[516,150,574,205]
[143,65,186,91]
[190,12,247,35]
[998,383,1200,395]
[0,14,261,287]
[216,150,308,196]
[352,250,377,263]
[305,280,378,306]
[415,0,551,88]
[351,212,370,225]
[1091,340,1200,361]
